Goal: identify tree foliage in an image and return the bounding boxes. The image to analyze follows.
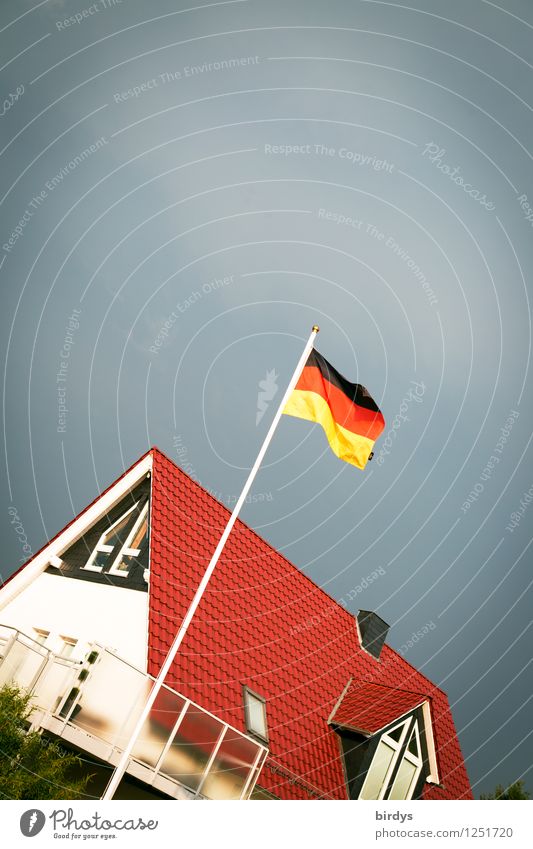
[481,780,530,800]
[0,683,92,800]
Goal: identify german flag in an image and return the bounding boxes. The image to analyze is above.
[283,349,385,469]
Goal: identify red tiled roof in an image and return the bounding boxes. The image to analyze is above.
[329,680,427,734]
[147,447,473,800]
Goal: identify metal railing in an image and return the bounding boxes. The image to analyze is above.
[0,625,267,800]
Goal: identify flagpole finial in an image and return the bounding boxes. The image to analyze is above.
[312,324,320,333]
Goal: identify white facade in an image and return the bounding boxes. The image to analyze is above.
[0,571,148,669]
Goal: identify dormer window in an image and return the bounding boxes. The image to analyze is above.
[329,679,438,800]
[84,500,149,577]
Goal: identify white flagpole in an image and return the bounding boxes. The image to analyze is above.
[102,324,319,799]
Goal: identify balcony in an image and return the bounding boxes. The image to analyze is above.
[0,625,268,800]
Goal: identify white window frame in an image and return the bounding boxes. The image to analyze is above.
[83,501,142,573]
[243,686,269,743]
[59,636,77,658]
[33,628,50,646]
[358,718,410,800]
[360,718,424,801]
[422,701,440,784]
[387,721,423,800]
[107,501,149,577]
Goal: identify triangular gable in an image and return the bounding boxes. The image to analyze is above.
[46,478,150,592]
[0,452,152,609]
[0,452,153,670]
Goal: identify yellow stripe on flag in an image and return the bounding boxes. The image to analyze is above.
[284,389,375,469]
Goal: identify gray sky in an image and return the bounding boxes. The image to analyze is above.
[1,0,532,798]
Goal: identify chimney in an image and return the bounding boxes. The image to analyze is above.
[357,610,390,659]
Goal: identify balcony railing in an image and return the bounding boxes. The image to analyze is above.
[0,625,268,800]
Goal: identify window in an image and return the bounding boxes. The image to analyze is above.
[59,637,77,659]
[388,723,423,800]
[83,500,148,576]
[33,628,50,646]
[358,716,423,801]
[243,686,268,742]
[108,502,149,576]
[359,737,398,799]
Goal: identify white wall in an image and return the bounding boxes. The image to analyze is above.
[0,572,148,670]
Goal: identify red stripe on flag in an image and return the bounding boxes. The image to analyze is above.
[295,366,385,442]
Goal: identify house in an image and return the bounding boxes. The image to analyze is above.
[0,447,472,800]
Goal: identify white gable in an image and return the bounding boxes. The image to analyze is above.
[0,453,152,670]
